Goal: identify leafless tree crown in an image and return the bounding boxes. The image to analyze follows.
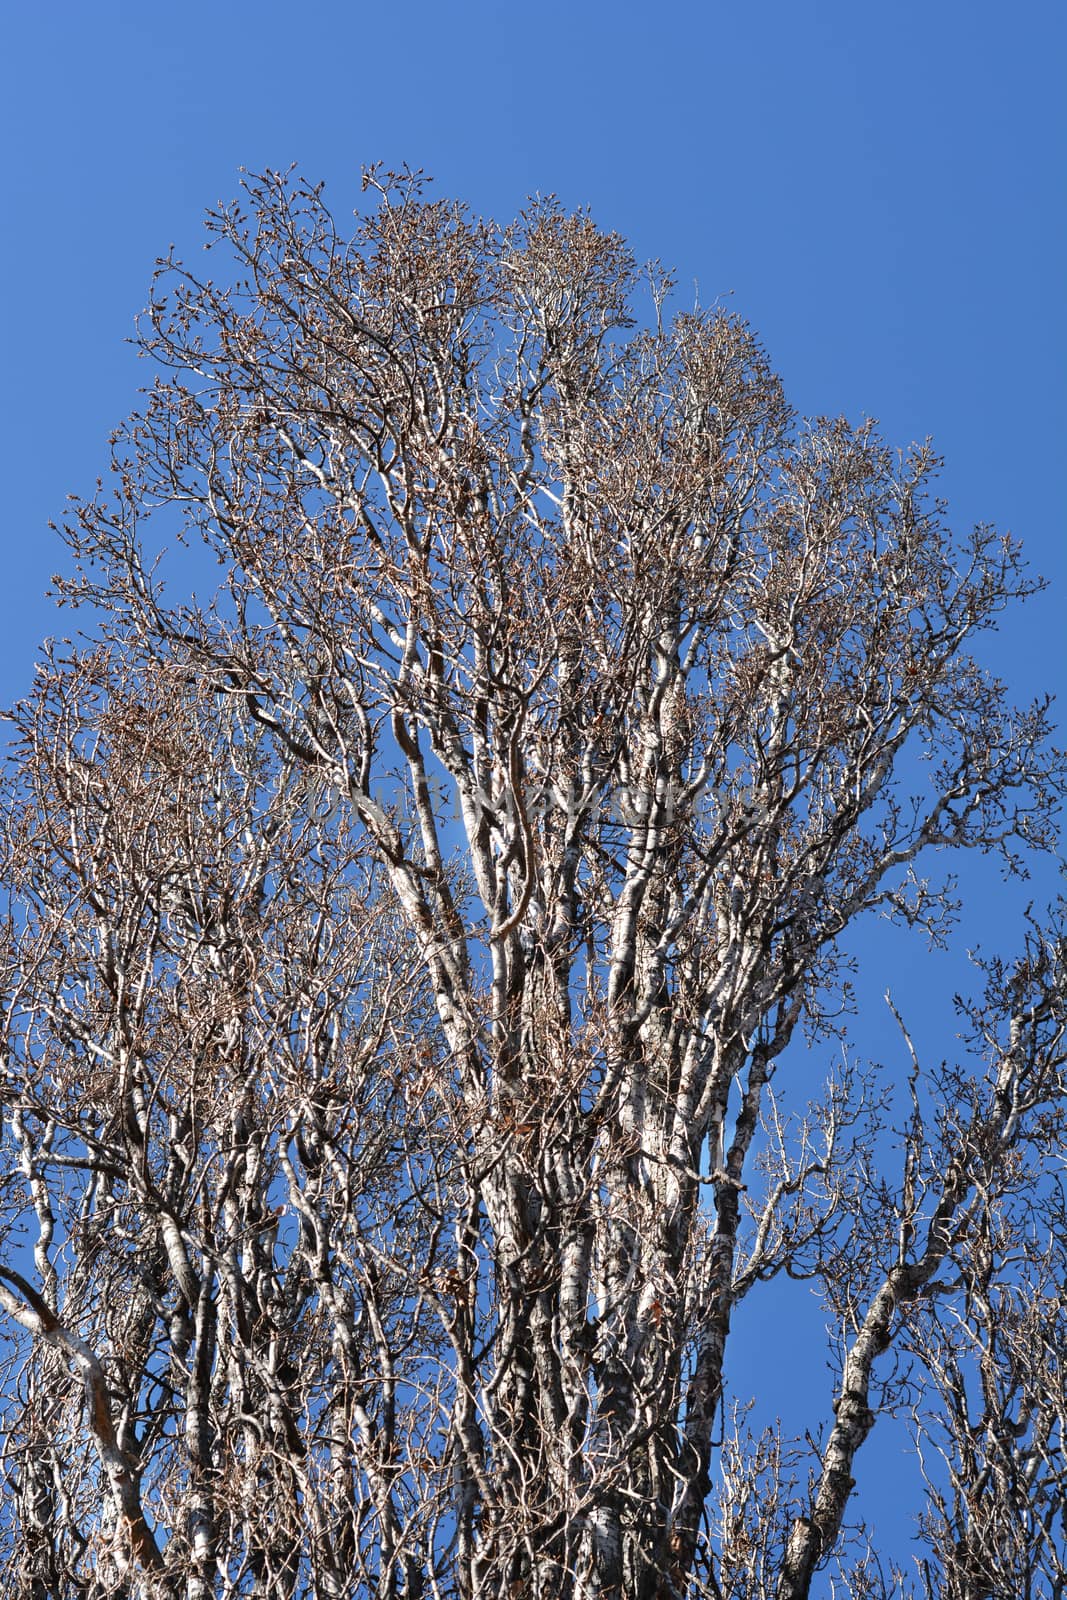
[1,168,1063,1600]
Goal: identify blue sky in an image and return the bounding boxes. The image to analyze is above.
[2,4,1063,706]
[2,0,1064,1579]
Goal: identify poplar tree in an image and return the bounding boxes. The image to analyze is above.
[1,169,1063,1600]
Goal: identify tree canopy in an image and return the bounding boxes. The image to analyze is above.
[0,168,1063,1600]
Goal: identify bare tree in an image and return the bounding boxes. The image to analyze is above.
[0,167,1062,1600]
[899,946,1067,1600]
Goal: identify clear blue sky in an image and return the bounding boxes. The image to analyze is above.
[2,0,1064,1579]
[2,3,1063,710]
